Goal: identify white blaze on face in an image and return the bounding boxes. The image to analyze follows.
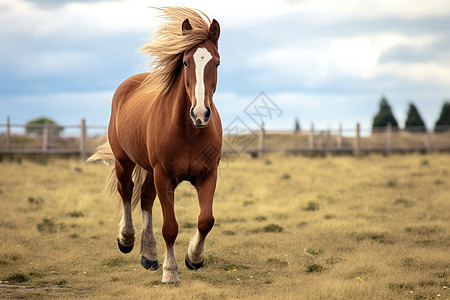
[192,47,212,124]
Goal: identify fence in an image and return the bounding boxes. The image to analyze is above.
[222,123,450,158]
[0,117,107,159]
[1,117,450,159]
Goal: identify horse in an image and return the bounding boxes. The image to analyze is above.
[88,7,222,283]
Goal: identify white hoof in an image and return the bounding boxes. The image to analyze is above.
[162,269,179,284]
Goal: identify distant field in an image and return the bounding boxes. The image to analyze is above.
[0,153,449,299]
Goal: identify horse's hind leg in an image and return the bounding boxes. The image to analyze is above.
[186,170,217,270]
[140,171,159,271]
[115,158,136,253]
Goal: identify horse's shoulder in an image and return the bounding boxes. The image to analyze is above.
[113,73,147,99]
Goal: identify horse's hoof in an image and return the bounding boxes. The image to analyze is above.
[117,238,133,254]
[185,253,204,270]
[141,256,159,271]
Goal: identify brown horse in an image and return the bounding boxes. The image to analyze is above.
[88,7,222,283]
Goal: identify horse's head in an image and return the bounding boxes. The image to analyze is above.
[182,19,220,128]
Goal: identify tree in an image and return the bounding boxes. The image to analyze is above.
[372,96,398,131]
[434,102,450,132]
[294,117,301,133]
[405,103,426,132]
[25,117,62,136]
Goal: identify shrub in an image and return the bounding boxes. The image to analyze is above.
[67,211,84,218]
[263,224,284,233]
[6,273,29,283]
[305,263,324,273]
[37,218,65,233]
[37,218,57,233]
[25,117,63,136]
[303,201,319,211]
[28,197,44,205]
[266,258,288,267]
[280,173,291,180]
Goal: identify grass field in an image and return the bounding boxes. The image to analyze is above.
[0,153,449,299]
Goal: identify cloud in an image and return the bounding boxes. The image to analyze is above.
[379,34,450,63]
[290,0,450,20]
[0,29,147,95]
[24,0,105,8]
[1,0,450,130]
[0,0,153,95]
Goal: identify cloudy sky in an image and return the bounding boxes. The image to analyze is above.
[1,0,450,133]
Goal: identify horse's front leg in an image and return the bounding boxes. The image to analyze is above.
[185,169,217,270]
[154,166,179,283]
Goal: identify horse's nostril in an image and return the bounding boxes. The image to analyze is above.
[190,108,196,119]
[204,108,211,122]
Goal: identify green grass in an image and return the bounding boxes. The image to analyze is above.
[0,153,449,299]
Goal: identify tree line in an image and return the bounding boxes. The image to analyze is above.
[293,97,450,133]
[372,97,450,132]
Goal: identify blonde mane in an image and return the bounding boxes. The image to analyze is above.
[140,7,212,94]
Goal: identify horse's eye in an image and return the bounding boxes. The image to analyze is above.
[183,61,188,68]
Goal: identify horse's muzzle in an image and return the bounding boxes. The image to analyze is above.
[190,107,211,128]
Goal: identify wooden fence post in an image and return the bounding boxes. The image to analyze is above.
[42,122,49,152]
[318,131,324,150]
[309,123,315,149]
[337,123,342,150]
[386,122,392,156]
[258,122,265,158]
[80,118,87,159]
[355,123,361,157]
[6,116,11,150]
[426,127,432,154]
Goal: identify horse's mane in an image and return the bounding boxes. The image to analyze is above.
[140,7,212,94]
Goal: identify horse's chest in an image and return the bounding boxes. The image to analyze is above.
[157,140,219,180]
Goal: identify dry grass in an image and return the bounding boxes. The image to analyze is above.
[0,153,449,299]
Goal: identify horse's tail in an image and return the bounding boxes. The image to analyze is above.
[87,141,146,210]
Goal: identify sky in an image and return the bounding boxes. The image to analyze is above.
[1,0,450,133]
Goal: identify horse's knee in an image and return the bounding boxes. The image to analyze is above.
[118,180,134,200]
[162,222,178,245]
[198,215,215,235]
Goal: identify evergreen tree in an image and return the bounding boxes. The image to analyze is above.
[294,118,301,133]
[434,102,450,132]
[405,103,426,132]
[372,96,398,132]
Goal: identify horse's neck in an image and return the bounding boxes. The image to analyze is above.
[169,69,200,138]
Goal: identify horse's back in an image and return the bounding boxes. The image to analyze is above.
[111,73,148,113]
[108,73,155,167]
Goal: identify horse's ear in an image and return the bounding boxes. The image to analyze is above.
[182,18,193,34]
[209,19,220,45]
